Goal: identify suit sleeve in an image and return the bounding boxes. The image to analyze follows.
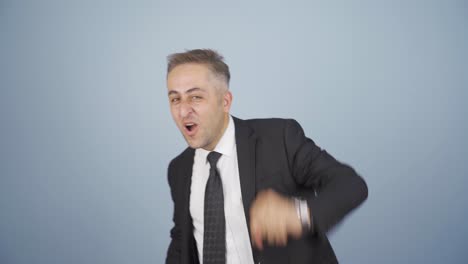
[283,119,368,234]
[166,160,181,264]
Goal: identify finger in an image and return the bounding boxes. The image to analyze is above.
[266,228,276,247]
[255,229,263,250]
[250,218,264,250]
[270,221,288,247]
[252,225,264,250]
[279,229,288,246]
[275,229,285,246]
[250,218,257,246]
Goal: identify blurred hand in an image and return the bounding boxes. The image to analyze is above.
[249,189,303,250]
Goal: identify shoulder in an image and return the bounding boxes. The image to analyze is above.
[234,116,303,135]
[167,147,194,185]
[168,147,194,170]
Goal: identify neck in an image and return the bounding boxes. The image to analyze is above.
[204,113,230,151]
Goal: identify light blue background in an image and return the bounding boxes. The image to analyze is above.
[1,0,467,263]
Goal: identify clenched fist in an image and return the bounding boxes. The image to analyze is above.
[249,189,309,250]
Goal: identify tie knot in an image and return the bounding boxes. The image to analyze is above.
[207,151,222,167]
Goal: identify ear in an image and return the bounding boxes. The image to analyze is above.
[223,91,233,113]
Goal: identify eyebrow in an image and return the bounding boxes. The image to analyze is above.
[168,87,205,96]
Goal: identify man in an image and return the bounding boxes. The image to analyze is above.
[165,49,368,264]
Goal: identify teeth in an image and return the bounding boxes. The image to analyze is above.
[185,123,195,132]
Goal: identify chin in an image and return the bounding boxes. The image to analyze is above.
[185,139,202,149]
[187,143,198,149]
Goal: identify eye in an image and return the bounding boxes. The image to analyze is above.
[170,97,180,104]
[192,95,202,101]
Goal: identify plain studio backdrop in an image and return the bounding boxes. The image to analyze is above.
[1,1,467,263]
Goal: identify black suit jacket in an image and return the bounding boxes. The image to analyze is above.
[166,117,368,264]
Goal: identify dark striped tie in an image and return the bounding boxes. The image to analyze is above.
[203,151,225,264]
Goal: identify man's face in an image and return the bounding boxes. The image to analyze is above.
[167,63,232,150]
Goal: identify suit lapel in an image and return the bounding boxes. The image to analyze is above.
[178,148,195,225]
[234,117,263,263]
[178,148,197,264]
[233,117,257,235]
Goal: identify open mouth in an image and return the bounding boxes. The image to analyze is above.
[184,123,198,135]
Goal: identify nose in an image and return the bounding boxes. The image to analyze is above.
[178,100,193,119]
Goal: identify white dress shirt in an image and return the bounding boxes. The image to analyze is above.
[190,116,254,264]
